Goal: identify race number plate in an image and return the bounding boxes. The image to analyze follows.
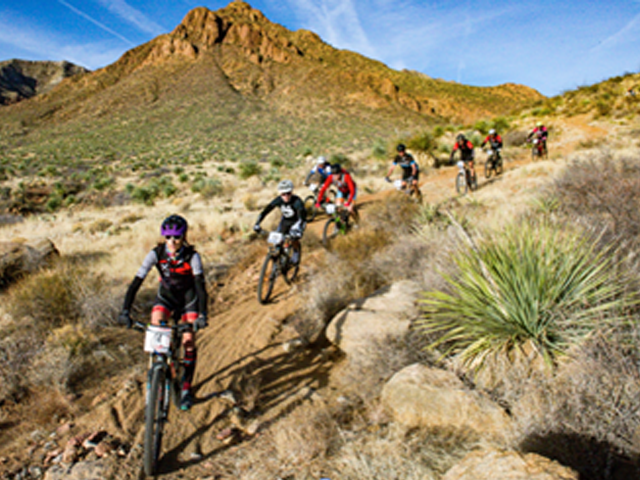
[144,325,172,354]
[457,161,465,170]
[268,231,284,245]
[394,179,404,190]
[325,204,336,215]
[486,149,493,156]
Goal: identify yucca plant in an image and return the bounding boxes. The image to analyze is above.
[417,220,632,370]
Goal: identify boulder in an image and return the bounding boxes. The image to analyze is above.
[44,460,105,480]
[0,238,59,287]
[381,363,512,443]
[325,280,420,362]
[443,448,579,480]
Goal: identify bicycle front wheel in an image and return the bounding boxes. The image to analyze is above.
[257,254,278,304]
[456,171,467,195]
[322,218,339,248]
[484,159,493,179]
[144,363,168,477]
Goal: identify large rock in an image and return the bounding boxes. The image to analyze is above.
[381,363,513,443]
[325,280,420,362]
[0,238,59,287]
[443,448,578,480]
[44,460,105,480]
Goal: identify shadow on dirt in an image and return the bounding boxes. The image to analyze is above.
[159,339,336,474]
[521,432,640,480]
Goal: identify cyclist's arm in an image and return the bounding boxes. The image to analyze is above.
[386,163,396,178]
[255,197,280,226]
[122,250,157,311]
[411,161,417,176]
[304,169,314,185]
[345,174,356,206]
[317,175,332,204]
[191,252,208,316]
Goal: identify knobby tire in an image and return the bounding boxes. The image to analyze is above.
[322,217,339,248]
[303,195,317,222]
[257,254,278,304]
[144,363,168,477]
[456,171,467,195]
[282,246,300,284]
[484,159,493,179]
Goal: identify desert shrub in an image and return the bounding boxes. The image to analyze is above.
[407,132,436,153]
[242,193,259,211]
[88,219,113,234]
[238,160,262,179]
[512,329,640,479]
[417,220,632,370]
[473,119,490,135]
[372,139,388,160]
[552,154,640,252]
[192,177,222,198]
[0,333,40,402]
[490,116,510,132]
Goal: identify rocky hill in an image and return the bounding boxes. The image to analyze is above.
[0,1,543,174]
[0,59,88,105]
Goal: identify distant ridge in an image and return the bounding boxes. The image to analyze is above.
[0,59,88,105]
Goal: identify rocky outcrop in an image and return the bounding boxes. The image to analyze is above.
[0,59,88,105]
[381,363,513,443]
[325,280,420,364]
[443,448,579,480]
[0,238,59,288]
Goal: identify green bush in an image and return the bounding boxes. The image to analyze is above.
[417,220,631,370]
[407,132,436,153]
[191,177,222,198]
[238,160,262,179]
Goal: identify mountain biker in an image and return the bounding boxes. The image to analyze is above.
[450,134,476,178]
[527,122,548,153]
[480,129,503,163]
[304,156,332,187]
[119,215,208,411]
[253,179,306,265]
[385,143,420,190]
[316,163,358,221]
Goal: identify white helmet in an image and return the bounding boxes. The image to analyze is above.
[316,156,327,165]
[489,129,496,135]
[277,179,294,194]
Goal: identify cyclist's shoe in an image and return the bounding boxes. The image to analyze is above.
[180,390,193,411]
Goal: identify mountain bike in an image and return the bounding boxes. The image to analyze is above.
[529,137,547,161]
[455,161,478,195]
[385,177,423,203]
[322,203,353,248]
[303,183,337,222]
[483,147,503,178]
[256,229,300,304]
[134,318,192,476]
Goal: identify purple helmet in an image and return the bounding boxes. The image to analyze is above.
[161,215,188,237]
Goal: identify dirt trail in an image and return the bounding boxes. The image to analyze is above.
[3,115,610,479]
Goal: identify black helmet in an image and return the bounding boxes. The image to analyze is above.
[456,134,466,143]
[161,214,188,237]
[396,143,406,152]
[332,163,342,174]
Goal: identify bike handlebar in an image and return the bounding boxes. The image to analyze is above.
[132,320,193,334]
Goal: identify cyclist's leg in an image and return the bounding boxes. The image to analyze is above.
[180,290,198,409]
[151,287,176,325]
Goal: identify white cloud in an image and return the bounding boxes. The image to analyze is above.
[94,0,166,36]
[0,17,125,69]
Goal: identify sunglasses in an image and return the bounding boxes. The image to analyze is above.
[281,192,292,196]
[164,235,183,241]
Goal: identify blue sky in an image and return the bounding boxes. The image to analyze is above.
[1,0,639,96]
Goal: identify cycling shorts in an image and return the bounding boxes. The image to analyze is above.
[336,187,357,202]
[402,171,420,181]
[153,285,199,322]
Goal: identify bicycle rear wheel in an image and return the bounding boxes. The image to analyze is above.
[257,254,278,304]
[144,363,168,477]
